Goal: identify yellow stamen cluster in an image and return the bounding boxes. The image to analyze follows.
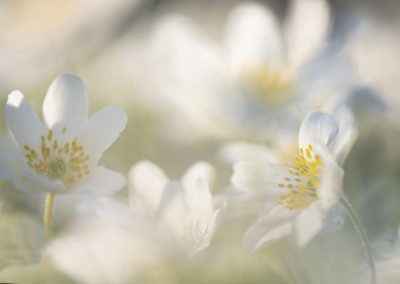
[243,64,294,105]
[277,144,323,210]
[24,127,91,185]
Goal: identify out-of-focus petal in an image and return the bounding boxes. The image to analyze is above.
[128,160,168,215]
[184,178,218,255]
[294,201,327,248]
[218,142,279,164]
[76,106,127,162]
[285,0,330,68]
[151,15,225,90]
[156,182,187,245]
[243,205,296,252]
[42,73,88,134]
[224,2,284,76]
[181,161,215,191]
[5,91,46,151]
[46,205,165,284]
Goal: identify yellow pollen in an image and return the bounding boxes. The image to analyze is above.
[277,144,323,210]
[23,128,91,186]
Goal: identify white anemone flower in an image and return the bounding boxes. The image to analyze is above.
[0,73,127,195]
[232,109,357,251]
[129,161,219,256]
[148,0,351,139]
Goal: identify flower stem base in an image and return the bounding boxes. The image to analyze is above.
[44,192,55,240]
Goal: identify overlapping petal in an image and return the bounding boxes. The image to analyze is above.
[298,110,339,152]
[42,73,88,134]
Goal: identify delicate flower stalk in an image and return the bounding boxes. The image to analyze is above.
[44,192,55,240]
[339,196,376,284]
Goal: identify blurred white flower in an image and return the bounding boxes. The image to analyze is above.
[0,0,147,91]
[46,197,167,284]
[129,161,219,256]
[147,0,353,140]
[373,228,400,284]
[0,73,127,194]
[232,109,357,251]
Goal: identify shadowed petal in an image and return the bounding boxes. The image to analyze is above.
[298,110,339,153]
[244,205,297,252]
[294,201,326,248]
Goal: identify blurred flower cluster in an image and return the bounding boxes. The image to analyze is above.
[0,0,399,283]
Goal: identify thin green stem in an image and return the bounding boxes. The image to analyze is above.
[44,192,55,240]
[339,196,376,284]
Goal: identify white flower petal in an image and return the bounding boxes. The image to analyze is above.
[285,0,330,68]
[232,161,291,199]
[42,73,88,132]
[218,142,279,164]
[184,178,218,255]
[224,2,284,76]
[294,201,327,248]
[151,15,225,90]
[329,106,358,165]
[182,161,215,191]
[5,91,46,151]
[298,110,339,152]
[157,182,187,244]
[128,160,169,215]
[243,205,297,252]
[76,106,127,162]
[318,147,344,210]
[46,211,165,284]
[23,166,65,193]
[184,178,215,235]
[69,166,126,195]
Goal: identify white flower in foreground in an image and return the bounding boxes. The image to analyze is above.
[0,73,127,194]
[129,161,219,256]
[46,198,166,284]
[232,109,357,251]
[148,0,350,139]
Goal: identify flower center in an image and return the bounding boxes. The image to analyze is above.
[242,63,295,106]
[277,144,324,210]
[23,127,91,185]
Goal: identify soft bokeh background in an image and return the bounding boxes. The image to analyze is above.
[1,0,400,283]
